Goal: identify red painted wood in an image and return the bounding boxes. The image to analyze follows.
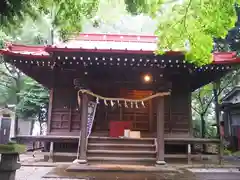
[109,121,132,137]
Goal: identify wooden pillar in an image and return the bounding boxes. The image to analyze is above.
[78,92,88,164]
[188,92,193,136]
[213,81,223,165]
[187,143,192,164]
[47,89,54,134]
[149,99,153,133]
[48,141,54,162]
[156,97,166,165]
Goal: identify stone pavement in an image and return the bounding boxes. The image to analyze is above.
[16,166,240,180]
[16,154,240,180]
[16,166,80,180]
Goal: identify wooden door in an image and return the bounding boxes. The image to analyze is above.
[120,89,153,131]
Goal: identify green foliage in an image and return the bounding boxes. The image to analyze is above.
[16,77,49,119]
[193,119,217,138]
[0,63,25,106]
[224,149,232,156]
[192,69,240,138]
[154,0,238,65]
[0,143,26,154]
[124,0,163,16]
[0,0,40,28]
[37,0,100,40]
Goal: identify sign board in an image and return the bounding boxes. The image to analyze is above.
[87,101,97,137]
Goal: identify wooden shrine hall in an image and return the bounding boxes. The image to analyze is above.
[1,33,240,165]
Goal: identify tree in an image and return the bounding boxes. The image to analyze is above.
[192,69,240,139]
[17,77,49,135]
[0,62,25,136]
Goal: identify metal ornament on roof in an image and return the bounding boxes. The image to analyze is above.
[7,54,232,72]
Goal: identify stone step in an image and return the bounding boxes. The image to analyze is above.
[88,136,155,145]
[88,143,156,151]
[87,157,156,165]
[87,150,156,158]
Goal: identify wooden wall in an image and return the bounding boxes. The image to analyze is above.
[49,88,81,134]
[48,86,192,136]
[152,89,191,135]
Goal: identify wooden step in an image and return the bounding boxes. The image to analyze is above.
[87,150,156,158]
[88,150,156,154]
[87,149,156,158]
[88,136,155,145]
[88,143,156,151]
[87,156,156,165]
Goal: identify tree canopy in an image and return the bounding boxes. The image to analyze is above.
[1,0,240,65]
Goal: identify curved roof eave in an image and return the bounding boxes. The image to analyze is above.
[0,33,239,65]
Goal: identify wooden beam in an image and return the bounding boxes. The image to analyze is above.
[77,92,89,164]
[156,97,166,165]
[68,95,73,132]
[149,99,153,133]
[188,91,193,136]
[47,89,54,134]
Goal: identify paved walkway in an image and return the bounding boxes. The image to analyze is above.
[15,154,240,180]
[16,166,240,180]
[16,166,81,180]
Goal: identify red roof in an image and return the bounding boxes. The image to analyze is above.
[0,33,239,64]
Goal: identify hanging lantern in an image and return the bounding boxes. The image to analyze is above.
[141,101,145,108]
[131,102,133,108]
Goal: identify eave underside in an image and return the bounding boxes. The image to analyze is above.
[3,52,233,91]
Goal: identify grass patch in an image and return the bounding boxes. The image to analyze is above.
[232,151,240,156]
[0,142,26,154]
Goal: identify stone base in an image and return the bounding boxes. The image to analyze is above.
[0,171,16,180]
[72,159,87,164]
[66,164,177,173]
[156,160,166,165]
[0,153,21,180]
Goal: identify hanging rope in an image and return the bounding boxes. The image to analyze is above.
[77,89,170,107]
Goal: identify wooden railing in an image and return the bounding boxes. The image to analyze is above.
[164,137,222,164]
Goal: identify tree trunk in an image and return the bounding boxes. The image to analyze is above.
[201,114,205,138]
[13,115,19,137]
[200,113,207,152]
[213,80,224,164]
[213,82,220,137]
[14,93,20,137]
[30,119,35,135]
[14,75,21,137]
[38,112,43,135]
[39,122,43,135]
